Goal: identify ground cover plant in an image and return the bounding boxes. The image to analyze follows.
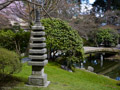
[0,48,21,89]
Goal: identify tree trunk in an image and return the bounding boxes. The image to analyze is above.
[107,0,111,11]
[14,40,21,56]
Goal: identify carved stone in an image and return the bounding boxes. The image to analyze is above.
[32,26,45,30]
[30,37,46,42]
[28,21,50,87]
[29,48,47,54]
[28,60,48,66]
[29,54,47,59]
[31,31,45,36]
[30,43,46,48]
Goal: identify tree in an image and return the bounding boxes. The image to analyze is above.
[102,10,120,25]
[0,0,17,10]
[0,13,11,29]
[0,0,92,30]
[93,0,120,12]
[69,14,99,41]
[96,28,119,47]
[0,0,62,29]
[41,18,84,65]
[51,0,91,20]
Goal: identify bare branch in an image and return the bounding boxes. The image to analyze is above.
[0,0,21,10]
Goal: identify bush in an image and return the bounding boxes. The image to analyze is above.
[0,48,21,76]
[41,18,84,69]
[96,28,119,47]
[83,38,95,46]
[0,29,30,55]
[0,30,15,50]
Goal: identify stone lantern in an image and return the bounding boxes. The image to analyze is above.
[28,1,50,87]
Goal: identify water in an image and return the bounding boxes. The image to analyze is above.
[21,57,31,63]
[22,56,120,80]
[80,54,120,80]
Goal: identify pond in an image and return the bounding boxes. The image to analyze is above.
[22,54,120,80]
[78,53,120,80]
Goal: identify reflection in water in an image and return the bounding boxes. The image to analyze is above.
[100,54,103,67]
[81,63,84,68]
[79,55,120,80]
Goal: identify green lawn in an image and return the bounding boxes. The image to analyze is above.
[6,62,120,90]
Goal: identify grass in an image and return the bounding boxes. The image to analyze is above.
[1,62,120,90]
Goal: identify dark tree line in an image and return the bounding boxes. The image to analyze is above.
[93,0,120,12]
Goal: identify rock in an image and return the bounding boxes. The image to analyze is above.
[61,65,65,69]
[87,66,94,72]
[61,65,68,70]
[61,65,73,72]
[116,44,120,49]
[21,53,25,57]
[68,70,73,72]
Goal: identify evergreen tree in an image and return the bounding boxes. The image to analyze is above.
[93,0,120,12]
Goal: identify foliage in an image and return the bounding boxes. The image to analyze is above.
[41,18,84,67]
[0,29,30,55]
[14,29,30,54]
[96,28,119,47]
[0,30,15,50]
[93,0,120,12]
[0,48,21,76]
[83,38,95,46]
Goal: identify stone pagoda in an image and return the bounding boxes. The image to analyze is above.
[28,8,50,87]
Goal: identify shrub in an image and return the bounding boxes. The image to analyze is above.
[96,28,119,47]
[0,30,15,50]
[41,18,84,69]
[0,48,21,76]
[0,29,30,55]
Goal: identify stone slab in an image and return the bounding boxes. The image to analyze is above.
[29,48,47,54]
[28,74,48,86]
[30,43,46,48]
[31,31,45,36]
[29,54,47,59]
[30,37,46,42]
[26,81,50,87]
[28,60,48,66]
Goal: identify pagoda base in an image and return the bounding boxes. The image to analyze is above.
[28,74,50,87]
